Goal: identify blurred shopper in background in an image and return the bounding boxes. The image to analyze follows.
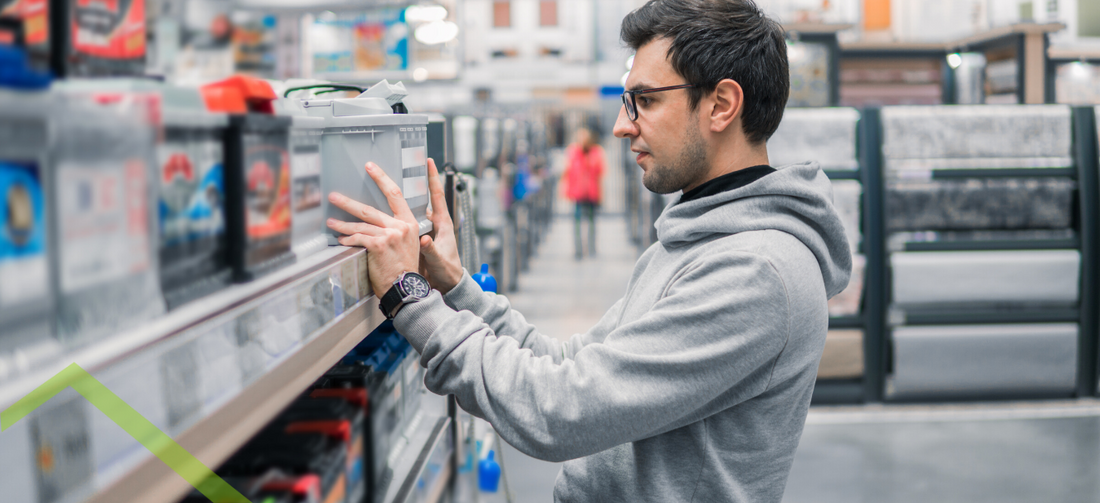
[329,0,852,501]
[563,127,604,259]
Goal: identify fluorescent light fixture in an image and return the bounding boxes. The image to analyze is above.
[947,53,963,69]
[406,4,448,23]
[621,71,630,87]
[414,20,459,45]
[413,67,430,81]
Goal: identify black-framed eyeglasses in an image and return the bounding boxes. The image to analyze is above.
[621,84,696,121]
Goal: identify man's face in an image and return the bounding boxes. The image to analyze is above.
[613,37,709,194]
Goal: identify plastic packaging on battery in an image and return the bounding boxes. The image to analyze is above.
[880,105,1073,171]
[273,98,326,259]
[299,80,432,243]
[885,177,1075,231]
[767,107,860,171]
[48,92,165,340]
[0,86,60,375]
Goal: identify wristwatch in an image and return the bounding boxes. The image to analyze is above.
[379,272,432,319]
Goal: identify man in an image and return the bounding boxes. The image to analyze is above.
[325,0,852,500]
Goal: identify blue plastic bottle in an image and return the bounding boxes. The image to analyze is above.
[472,264,498,293]
[478,450,502,492]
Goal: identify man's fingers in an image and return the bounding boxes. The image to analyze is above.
[425,158,453,229]
[328,192,395,227]
[365,162,417,225]
[327,218,382,237]
[337,233,377,249]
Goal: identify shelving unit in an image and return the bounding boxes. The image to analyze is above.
[869,104,1092,402]
[0,247,453,503]
[767,107,870,404]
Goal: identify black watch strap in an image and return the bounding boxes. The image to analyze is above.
[379,283,404,319]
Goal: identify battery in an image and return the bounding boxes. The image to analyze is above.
[275,396,367,503]
[0,82,56,375]
[286,110,326,259]
[47,0,145,77]
[298,80,432,244]
[47,91,165,340]
[157,91,232,308]
[221,430,347,503]
[203,76,295,282]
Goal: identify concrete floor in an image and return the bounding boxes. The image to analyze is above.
[484,212,1100,503]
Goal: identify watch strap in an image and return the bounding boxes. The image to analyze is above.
[379,282,405,319]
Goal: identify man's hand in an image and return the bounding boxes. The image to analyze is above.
[327,162,420,299]
[418,158,463,294]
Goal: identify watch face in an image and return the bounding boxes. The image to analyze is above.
[401,273,431,299]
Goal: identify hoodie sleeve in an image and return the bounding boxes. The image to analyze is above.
[442,271,625,363]
[393,250,791,463]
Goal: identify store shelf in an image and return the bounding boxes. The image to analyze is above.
[380,399,454,503]
[828,316,864,329]
[824,170,861,180]
[898,237,1079,252]
[888,167,1078,180]
[0,246,386,503]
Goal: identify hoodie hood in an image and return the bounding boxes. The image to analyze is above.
[655,161,852,298]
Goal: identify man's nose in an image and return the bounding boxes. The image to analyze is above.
[612,105,637,139]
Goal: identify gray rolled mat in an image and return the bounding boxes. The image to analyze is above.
[768,107,860,171]
[818,329,863,380]
[889,323,1077,399]
[891,250,1080,307]
[885,178,1075,231]
[881,105,1073,170]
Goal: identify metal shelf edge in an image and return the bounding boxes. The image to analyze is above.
[85,296,383,503]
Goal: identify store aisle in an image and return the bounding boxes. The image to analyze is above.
[784,401,1100,502]
[487,212,637,502]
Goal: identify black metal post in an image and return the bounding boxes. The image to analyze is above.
[1073,106,1099,397]
[859,107,886,403]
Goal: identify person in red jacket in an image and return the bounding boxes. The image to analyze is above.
[563,127,605,259]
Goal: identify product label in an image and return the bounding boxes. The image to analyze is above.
[31,394,93,503]
[0,0,48,45]
[71,0,145,60]
[400,125,428,203]
[0,161,48,308]
[158,130,225,248]
[242,131,291,240]
[57,159,150,293]
[291,145,322,212]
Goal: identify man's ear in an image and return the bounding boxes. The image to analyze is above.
[708,79,744,134]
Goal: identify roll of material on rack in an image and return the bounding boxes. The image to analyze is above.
[891,249,1080,308]
[890,323,1077,399]
[767,107,860,171]
[886,178,1075,231]
[817,329,863,380]
[831,179,862,251]
[880,105,1073,171]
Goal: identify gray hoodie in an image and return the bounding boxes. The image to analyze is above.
[395,161,852,502]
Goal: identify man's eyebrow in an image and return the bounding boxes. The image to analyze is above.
[627,81,654,92]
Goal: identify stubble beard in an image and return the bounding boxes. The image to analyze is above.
[642,121,708,195]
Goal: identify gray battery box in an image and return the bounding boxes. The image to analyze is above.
[301,80,432,244]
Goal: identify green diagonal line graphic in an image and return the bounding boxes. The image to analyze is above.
[1,363,249,503]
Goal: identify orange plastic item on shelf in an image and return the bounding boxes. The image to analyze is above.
[200,75,276,114]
